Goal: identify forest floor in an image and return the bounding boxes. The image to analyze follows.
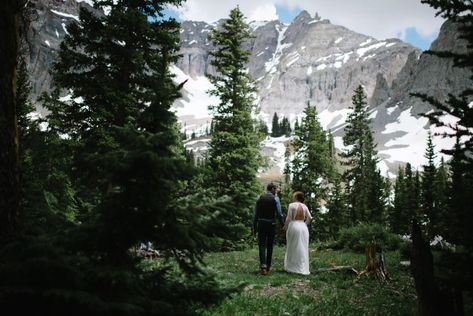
[200,245,417,315]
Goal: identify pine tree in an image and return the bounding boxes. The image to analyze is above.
[15,56,36,189]
[447,135,472,245]
[327,129,335,158]
[413,169,422,216]
[283,146,291,184]
[418,0,473,247]
[280,116,291,137]
[405,164,422,226]
[325,176,348,237]
[411,3,473,313]
[210,120,214,134]
[368,168,388,223]
[16,58,37,144]
[416,1,473,160]
[48,0,186,208]
[206,6,263,244]
[292,103,333,224]
[340,85,384,224]
[256,119,269,136]
[421,131,438,236]
[434,157,449,235]
[15,58,78,225]
[271,112,280,137]
[390,166,407,234]
[0,1,232,313]
[392,163,420,234]
[0,0,23,243]
[420,0,473,245]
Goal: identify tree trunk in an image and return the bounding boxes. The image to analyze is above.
[0,0,22,244]
[411,219,438,315]
[411,219,464,316]
[358,242,387,281]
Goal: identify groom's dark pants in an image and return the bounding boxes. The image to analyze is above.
[257,220,275,269]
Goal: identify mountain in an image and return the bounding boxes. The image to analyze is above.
[24,1,471,179]
[368,20,471,172]
[175,11,419,132]
[176,12,471,178]
[26,0,101,115]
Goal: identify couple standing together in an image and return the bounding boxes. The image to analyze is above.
[252,183,312,275]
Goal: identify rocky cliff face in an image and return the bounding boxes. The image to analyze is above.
[26,0,100,112]
[381,20,471,116]
[367,20,472,172]
[176,10,419,120]
[25,1,471,176]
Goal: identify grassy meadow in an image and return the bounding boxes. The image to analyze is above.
[200,245,417,316]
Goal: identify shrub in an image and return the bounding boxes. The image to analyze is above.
[337,223,402,252]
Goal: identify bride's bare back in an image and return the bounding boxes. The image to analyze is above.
[294,203,305,220]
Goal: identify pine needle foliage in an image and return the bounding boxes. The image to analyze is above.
[340,85,386,225]
[0,1,234,314]
[206,6,264,246]
[291,102,334,240]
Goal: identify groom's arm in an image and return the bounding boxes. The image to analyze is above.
[275,196,284,227]
[252,197,260,233]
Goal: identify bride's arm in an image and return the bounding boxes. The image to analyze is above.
[304,204,312,225]
[283,204,292,230]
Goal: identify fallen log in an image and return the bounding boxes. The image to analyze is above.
[316,266,359,274]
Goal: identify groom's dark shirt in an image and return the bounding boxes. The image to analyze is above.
[253,192,284,231]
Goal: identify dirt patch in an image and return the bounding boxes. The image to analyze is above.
[254,278,321,298]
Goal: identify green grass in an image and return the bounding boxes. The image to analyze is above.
[200,246,417,316]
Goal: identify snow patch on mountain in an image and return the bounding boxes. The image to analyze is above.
[359,38,373,46]
[75,0,94,6]
[262,136,290,171]
[307,65,313,75]
[315,52,353,70]
[318,108,350,131]
[286,52,300,67]
[387,105,397,115]
[380,107,457,168]
[171,65,215,120]
[265,24,291,74]
[59,94,84,104]
[250,20,271,30]
[61,23,70,35]
[357,41,387,58]
[50,9,79,22]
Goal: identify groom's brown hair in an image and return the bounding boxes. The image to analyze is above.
[267,183,277,192]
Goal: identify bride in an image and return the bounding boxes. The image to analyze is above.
[284,192,312,275]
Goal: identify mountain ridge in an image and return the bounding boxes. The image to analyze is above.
[24,1,471,178]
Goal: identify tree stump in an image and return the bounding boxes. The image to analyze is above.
[358,242,388,281]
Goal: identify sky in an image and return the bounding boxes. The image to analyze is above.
[166,0,445,51]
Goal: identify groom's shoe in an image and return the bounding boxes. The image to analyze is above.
[260,265,267,275]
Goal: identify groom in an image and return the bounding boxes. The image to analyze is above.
[253,183,285,275]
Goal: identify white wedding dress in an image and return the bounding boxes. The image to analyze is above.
[284,202,312,275]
